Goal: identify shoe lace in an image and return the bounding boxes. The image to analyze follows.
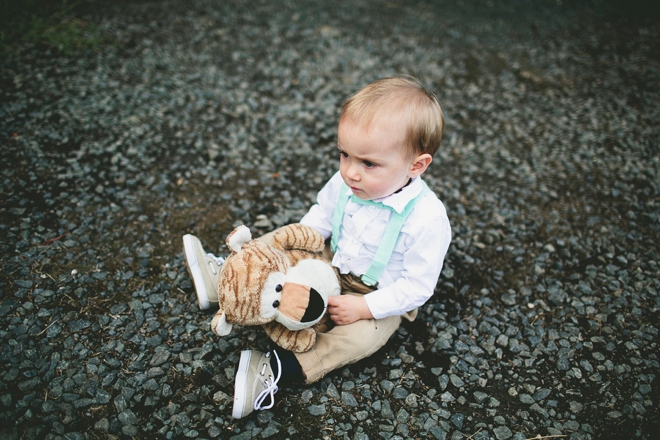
[253,351,282,411]
[206,254,224,275]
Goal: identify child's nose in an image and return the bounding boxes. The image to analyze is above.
[345,162,360,181]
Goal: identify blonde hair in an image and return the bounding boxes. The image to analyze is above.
[340,75,445,158]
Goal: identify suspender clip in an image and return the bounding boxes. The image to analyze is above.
[360,274,379,288]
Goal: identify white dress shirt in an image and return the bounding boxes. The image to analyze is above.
[300,171,452,319]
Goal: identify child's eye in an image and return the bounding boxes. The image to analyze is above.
[363,160,376,168]
[339,151,349,159]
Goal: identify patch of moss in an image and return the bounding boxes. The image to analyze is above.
[0,0,104,54]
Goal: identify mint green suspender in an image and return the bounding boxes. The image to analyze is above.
[330,181,431,287]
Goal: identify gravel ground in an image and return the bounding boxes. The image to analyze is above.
[1,0,659,439]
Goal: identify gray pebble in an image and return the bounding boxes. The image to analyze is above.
[341,391,358,407]
[308,404,326,416]
[450,413,464,429]
[493,426,513,440]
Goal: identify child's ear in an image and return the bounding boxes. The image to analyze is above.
[409,154,433,177]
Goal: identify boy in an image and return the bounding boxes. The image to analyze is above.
[183,75,451,419]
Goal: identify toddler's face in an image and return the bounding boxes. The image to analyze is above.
[337,118,419,200]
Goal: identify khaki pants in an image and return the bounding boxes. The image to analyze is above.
[259,228,417,384]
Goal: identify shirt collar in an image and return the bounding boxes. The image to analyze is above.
[343,177,424,214]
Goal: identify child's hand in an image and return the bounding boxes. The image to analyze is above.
[327,295,373,325]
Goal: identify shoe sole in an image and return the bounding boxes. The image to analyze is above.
[233,350,252,419]
[183,234,211,310]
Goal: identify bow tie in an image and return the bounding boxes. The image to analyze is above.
[350,195,396,212]
[347,178,413,212]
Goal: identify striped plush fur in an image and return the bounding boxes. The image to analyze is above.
[210,224,339,353]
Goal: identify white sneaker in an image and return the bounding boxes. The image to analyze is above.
[182,234,224,310]
[232,350,281,419]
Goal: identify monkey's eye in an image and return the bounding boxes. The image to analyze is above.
[261,273,286,319]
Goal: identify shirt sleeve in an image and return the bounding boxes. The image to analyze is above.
[299,171,343,240]
[363,210,452,319]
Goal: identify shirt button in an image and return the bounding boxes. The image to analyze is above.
[369,205,375,212]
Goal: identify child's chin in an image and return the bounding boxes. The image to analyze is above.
[350,189,369,199]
